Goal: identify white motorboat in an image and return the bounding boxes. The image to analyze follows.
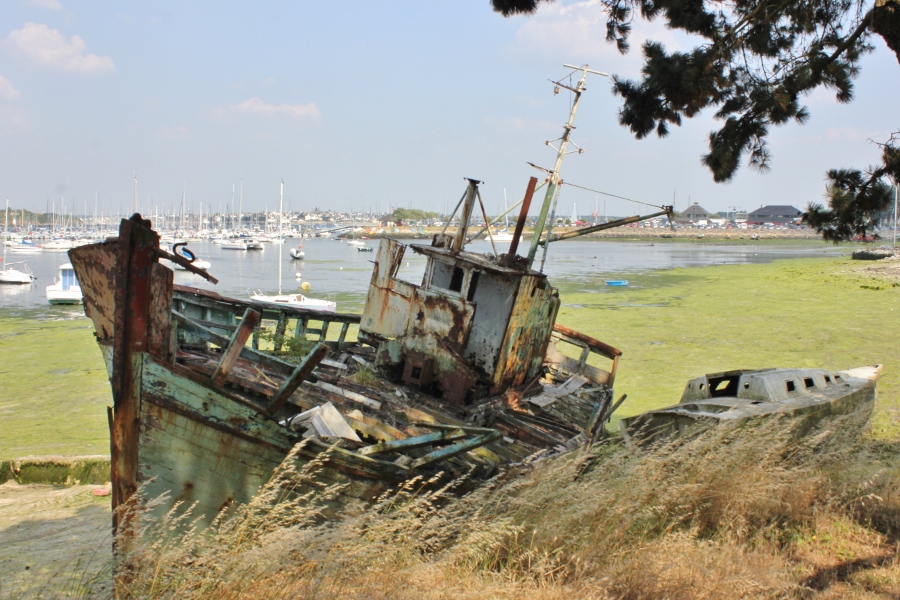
[491,230,515,242]
[249,291,337,313]
[43,239,75,252]
[221,240,248,250]
[1,200,35,284]
[46,263,83,304]
[289,246,305,259]
[346,239,367,247]
[0,262,35,284]
[245,239,265,250]
[10,242,41,254]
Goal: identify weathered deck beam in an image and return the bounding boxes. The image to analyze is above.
[409,431,502,469]
[267,343,330,414]
[357,429,466,456]
[211,308,262,387]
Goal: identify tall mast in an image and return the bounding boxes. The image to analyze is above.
[3,199,8,266]
[278,179,284,295]
[239,178,243,233]
[526,64,607,270]
[133,175,137,215]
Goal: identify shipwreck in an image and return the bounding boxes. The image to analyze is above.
[70,66,676,536]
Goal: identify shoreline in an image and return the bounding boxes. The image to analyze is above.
[380,226,842,242]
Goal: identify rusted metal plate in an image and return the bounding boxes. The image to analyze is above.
[68,240,118,342]
[408,288,473,350]
[492,275,560,392]
[360,280,415,338]
[147,263,174,361]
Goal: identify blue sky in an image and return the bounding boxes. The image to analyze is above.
[0,1,898,219]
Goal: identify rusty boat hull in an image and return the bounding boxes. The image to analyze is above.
[70,214,625,531]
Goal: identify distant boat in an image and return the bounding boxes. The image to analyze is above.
[249,290,337,312]
[46,263,83,304]
[346,239,367,247]
[245,239,265,250]
[1,200,35,284]
[491,230,514,242]
[289,246,305,259]
[10,242,41,254]
[220,240,248,250]
[252,181,333,311]
[43,239,75,252]
[605,280,629,286]
[356,245,374,252]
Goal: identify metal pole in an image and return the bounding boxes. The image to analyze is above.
[452,179,480,253]
[508,177,538,258]
[466,180,547,243]
[526,65,605,270]
[278,180,283,295]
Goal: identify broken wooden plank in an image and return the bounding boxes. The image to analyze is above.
[313,381,382,410]
[267,343,330,414]
[358,429,466,456]
[211,308,262,387]
[410,431,502,469]
[172,310,299,377]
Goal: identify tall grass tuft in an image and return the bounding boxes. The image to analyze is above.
[56,418,900,599]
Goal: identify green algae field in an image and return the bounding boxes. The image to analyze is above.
[0,313,110,459]
[1,253,899,461]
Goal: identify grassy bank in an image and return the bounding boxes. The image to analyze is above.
[0,312,110,459]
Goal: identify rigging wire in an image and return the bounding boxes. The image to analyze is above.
[560,181,668,211]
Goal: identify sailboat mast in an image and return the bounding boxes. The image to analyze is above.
[526,64,607,270]
[278,179,284,296]
[3,199,8,265]
[239,179,243,233]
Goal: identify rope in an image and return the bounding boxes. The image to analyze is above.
[560,181,668,210]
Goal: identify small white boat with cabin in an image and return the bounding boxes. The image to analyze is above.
[249,290,337,312]
[43,239,75,252]
[10,242,41,254]
[220,239,248,250]
[46,263,83,304]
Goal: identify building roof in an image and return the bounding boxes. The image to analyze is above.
[747,205,802,217]
[681,202,711,217]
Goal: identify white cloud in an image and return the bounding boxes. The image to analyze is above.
[6,22,115,73]
[218,97,321,120]
[24,0,64,10]
[0,74,21,101]
[507,0,683,72]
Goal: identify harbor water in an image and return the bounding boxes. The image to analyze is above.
[0,237,847,314]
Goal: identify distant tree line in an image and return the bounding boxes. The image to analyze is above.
[390,208,440,223]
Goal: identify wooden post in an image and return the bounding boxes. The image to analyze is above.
[211,308,262,387]
[267,343,330,414]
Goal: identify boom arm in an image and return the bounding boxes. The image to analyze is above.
[538,206,674,245]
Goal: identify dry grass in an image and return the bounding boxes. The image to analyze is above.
[29,420,900,600]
